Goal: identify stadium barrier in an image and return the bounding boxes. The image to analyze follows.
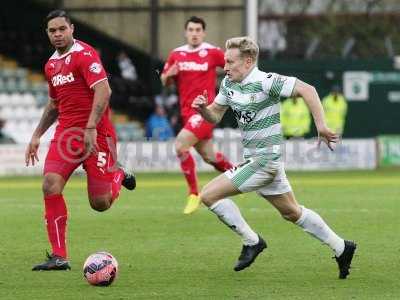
[0,138,377,175]
[377,135,400,167]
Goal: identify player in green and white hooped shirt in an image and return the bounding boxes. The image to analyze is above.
[192,37,356,278]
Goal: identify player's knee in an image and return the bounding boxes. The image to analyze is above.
[42,176,63,195]
[200,153,213,164]
[175,141,185,157]
[199,188,217,207]
[281,208,302,223]
[89,197,111,212]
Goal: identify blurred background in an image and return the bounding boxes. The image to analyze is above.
[0,0,399,173]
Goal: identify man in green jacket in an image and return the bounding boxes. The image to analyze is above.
[322,87,348,135]
[281,97,311,139]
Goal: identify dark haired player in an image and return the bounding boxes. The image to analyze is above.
[161,16,233,214]
[26,10,136,271]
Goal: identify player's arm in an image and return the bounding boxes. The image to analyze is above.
[160,53,178,86]
[192,90,228,124]
[85,80,112,154]
[86,80,111,129]
[33,98,59,138]
[160,62,178,86]
[25,98,59,166]
[292,79,339,150]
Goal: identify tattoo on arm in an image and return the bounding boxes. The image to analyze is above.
[92,101,107,124]
[34,101,58,137]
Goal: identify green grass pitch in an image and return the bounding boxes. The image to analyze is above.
[0,169,399,299]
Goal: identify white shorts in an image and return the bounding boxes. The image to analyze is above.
[224,156,292,196]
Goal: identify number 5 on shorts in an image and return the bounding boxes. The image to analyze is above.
[97,152,107,167]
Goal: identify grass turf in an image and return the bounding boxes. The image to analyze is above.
[0,169,398,299]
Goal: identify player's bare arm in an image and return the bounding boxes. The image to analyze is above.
[160,62,178,86]
[85,80,112,154]
[25,98,59,166]
[192,90,228,124]
[292,79,339,150]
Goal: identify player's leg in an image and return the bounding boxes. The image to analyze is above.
[32,140,78,271]
[175,128,201,214]
[193,139,233,172]
[260,186,356,279]
[200,158,272,271]
[85,136,135,212]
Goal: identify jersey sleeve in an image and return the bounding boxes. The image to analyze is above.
[263,73,297,98]
[78,49,108,89]
[47,79,57,100]
[44,65,57,100]
[213,48,225,68]
[214,78,229,106]
[161,52,176,75]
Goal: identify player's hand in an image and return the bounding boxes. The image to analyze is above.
[25,135,40,166]
[317,125,339,151]
[166,62,179,77]
[192,90,208,111]
[84,128,98,156]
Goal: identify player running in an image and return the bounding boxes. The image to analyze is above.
[161,16,233,214]
[192,36,357,278]
[25,10,136,271]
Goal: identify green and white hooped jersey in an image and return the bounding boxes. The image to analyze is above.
[215,67,296,159]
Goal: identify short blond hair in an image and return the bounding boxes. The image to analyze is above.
[225,36,259,61]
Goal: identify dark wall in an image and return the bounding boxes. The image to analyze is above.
[258,58,400,138]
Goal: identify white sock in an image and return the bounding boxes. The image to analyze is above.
[209,198,259,246]
[295,206,345,257]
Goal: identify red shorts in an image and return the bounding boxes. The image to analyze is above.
[44,128,118,183]
[183,114,214,140]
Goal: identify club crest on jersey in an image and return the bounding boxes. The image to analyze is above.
[51,72,75,87]
[89,62,102,74]
[250,94,256,102]
[199,49,208,57]
[65,55,71,65]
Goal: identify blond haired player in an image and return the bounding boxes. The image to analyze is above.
[192,36,356,277]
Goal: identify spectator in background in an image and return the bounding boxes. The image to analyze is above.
[117,51,138,81]
[322,86,348,135]
[146,104,174,141]
[281,96,311,139]
[0,118,15,143]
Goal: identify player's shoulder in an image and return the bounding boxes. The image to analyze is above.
[172,42,222,53]
[73,40,98,57]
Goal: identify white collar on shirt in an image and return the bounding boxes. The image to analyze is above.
[49,39,84,60]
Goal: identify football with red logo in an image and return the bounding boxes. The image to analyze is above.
[83,251,118,286]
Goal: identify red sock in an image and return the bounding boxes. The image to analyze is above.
[111,169,124,202]
[44,194,67,258]
[178,151,198,195]
[211,152,233,172]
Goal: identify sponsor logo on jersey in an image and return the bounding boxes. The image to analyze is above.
[199,49,208,57]
[83,51,92,56]
[233,109,256,125]
[89,62,102,74]
[51,72,75,87]
[178,61,208,71]
[65,55,71,65]
[227,90,234,100]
